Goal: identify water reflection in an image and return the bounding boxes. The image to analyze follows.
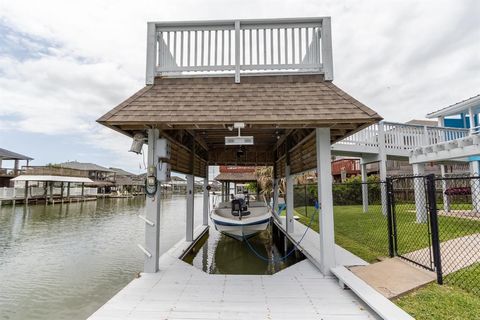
[0,194,203,320]
[183,225,305,275]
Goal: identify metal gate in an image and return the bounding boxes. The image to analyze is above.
[387,175,443,282]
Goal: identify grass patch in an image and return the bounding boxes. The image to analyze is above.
[394,283,480,320]
[445,263,480,296]
[294,204,480,263]
[294,204,480,320]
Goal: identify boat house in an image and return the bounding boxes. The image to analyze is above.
[92,17,421,320]
[0,148,33,187]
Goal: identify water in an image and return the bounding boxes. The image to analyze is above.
[0,195,203,320]
[183,225,305,275]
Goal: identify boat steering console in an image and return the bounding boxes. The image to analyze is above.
[231,193,251,220]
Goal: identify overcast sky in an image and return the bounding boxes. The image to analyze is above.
[0,0,479,173]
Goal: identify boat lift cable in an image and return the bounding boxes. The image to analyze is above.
[242,205,318,263]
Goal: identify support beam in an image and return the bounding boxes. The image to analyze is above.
[440,165,450,213]
[360,160,368,213]
[469,106,476,135]
[67,182,71,200]
[378,122,388,216]
[203,167,209,226]
[186,174,195,241]
[413,163,427,223]
[144,128,161,273]
[286,165,294,233]
[316,128,336,275]
[24,181,29,205]
[49,182,54,203]
[469,161,480,213]
[273,178,279,213]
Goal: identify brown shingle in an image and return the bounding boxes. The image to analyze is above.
[97,74,382,127]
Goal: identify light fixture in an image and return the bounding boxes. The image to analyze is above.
[129,133,145,154]
[225,122,254,146]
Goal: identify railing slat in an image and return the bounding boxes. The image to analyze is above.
[153,19,331,78]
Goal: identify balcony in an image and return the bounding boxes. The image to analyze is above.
[332,121,470,158]
[146,17,333,84]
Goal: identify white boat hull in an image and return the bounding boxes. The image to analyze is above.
[210,201,271,240]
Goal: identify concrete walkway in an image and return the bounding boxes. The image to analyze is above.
[403,233,480,274]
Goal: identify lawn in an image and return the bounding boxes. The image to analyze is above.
[293,205,480,320]
[295,204,480,263]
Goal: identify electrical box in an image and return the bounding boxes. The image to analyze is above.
[157,162,171,182]
[156,139,171,160]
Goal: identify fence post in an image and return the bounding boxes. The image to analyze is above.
[426,174,443,285]
[386,178,395,257]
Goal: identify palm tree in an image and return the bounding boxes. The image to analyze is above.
[255,166,285,201]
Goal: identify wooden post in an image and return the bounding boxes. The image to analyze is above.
[49,181,54,204]
[440,165,450,213]
[316,128,336,275]
[469,106,476,135]
[60,182,64,203]
[203,166,209,226]
[186,174,194,241]
[67,182,71,201]
[361,160,368,213]
[413,163,427,223]
[320,17,333,81]
[81,183,85,200]
[234,20,241,83]
[144,128,161,273]
[378,122,388,216]
[273,178,279,212]
[146,22,157,85]
[469,161,480,213]
[24,181,29,205]
[286,165,294,233]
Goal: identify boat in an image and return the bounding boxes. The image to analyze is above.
[210,194,271,240]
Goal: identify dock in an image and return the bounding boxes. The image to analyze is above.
[89,225,379,320]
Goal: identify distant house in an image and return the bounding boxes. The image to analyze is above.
[331,158,360,182]
[57,161,116,192]
[0,148,33,187]
[109,167,145,194]
[215,166,257,195]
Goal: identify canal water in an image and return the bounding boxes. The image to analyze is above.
[183,226,305,275]
[0,194,303,320]
[0,195,203,320]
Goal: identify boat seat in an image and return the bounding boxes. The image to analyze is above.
[231,211,251,217]
[231,199,249,217]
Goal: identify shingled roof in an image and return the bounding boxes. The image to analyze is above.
[98,75,381,130]
[0,148,33,160]
[214,172,257,182]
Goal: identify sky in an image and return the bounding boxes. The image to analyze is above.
[0,0,479,173]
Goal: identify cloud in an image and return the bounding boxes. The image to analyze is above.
[0,0,479,171]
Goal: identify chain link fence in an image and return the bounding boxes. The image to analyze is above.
[293,178,391,261]
[292,174,480,295]
[435,176,480,295]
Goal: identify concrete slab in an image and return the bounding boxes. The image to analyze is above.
[349,257,436,298]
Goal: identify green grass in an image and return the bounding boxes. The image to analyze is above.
[294,204,480,320]
[295,204,480,263]
[394,283,480,320]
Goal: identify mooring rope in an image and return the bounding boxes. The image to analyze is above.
[242,205,318,263]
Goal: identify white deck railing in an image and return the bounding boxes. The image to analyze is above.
[335,121,469,152]
[146,17,333,84]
